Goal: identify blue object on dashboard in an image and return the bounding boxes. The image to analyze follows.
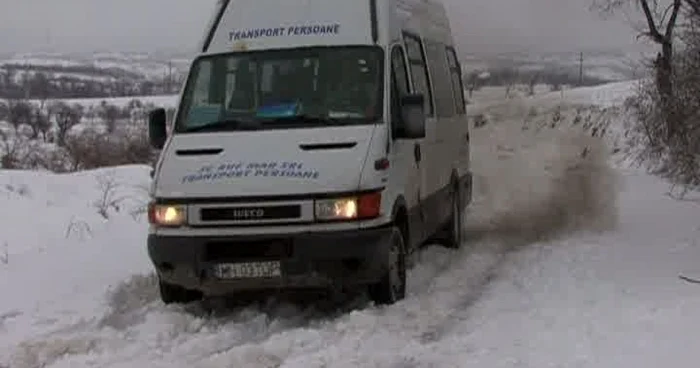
[187,106,221,127]
[256,102,300,118]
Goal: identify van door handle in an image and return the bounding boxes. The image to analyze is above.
[414,143,421,163]
[175,148,223,156]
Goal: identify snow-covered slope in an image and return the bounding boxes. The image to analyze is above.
[461,50,641,82]
[1,52,192,84]
[52,94,180,110]
[2,81,700,368]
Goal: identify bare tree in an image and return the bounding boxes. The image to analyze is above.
[31,72,51,109]
[686,0,700,18]
[463,71,481,98]
[627,3,700,190]
[528,72,540,96]
[0,128,22,169]
[0,101,7,121]
[29,109,51,141]
[93,171,124,219]
[99,101,120,133]
[7,100,32,133]
[53,102,83,147]
[501,67,519,98]
[591,0,682,138]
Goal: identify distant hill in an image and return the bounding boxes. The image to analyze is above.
[461,50,646,86]
[0,49,643,101]
[0,51,193,100]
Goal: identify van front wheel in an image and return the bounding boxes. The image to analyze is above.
[368,227,407,305]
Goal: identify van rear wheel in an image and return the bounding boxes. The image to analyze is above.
[368,227,407,305]
[443,183,464,249]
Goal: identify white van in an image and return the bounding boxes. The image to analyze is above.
[146,0,472,305]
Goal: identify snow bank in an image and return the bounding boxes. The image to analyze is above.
[0,165,153,363]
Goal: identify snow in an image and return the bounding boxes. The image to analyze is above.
[0,52,193,89]
[548,80,639,107]
[0,94,178,114]
[9,94,180,111]
[53,94,179,109]
[2,80,700,367]
[3,70,119,85]
[0,57,84,68]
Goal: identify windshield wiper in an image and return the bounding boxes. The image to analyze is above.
[260,114,345,127]
[183,118,260,133]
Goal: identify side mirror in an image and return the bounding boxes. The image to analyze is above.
[396,93,426,139]
[148,108,167,150]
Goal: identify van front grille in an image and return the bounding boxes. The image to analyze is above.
[200,204,301,222]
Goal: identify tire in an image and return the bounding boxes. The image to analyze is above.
[158,279,203,305]
[442,183,464,249]
[368,226,407,305]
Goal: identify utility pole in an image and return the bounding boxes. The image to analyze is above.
[578,52,583,86]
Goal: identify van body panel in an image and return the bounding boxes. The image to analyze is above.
[154,125,375,199]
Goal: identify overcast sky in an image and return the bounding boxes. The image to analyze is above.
[0,0,646,55]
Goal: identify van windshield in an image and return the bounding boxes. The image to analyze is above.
[175,46,384,133]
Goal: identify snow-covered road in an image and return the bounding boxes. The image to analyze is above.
[2,82,700,367]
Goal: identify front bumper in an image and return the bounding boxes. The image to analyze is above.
[147,226,393,296]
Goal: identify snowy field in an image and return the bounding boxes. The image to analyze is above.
[2,80,700,367]
[21,94,180,110]
[1,52,192,84]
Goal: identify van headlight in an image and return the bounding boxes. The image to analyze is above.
[314,191,382,221]
[148,203,187,227]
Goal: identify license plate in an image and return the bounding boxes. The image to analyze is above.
[212,261,282,279]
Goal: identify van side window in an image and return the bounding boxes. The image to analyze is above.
[446,47,466,115]
[402,32,434,116]
[391,46,410,125]
[424,41,455,118]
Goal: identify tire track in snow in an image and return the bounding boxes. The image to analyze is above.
[412,233,549,345]
[416,251,506,344]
